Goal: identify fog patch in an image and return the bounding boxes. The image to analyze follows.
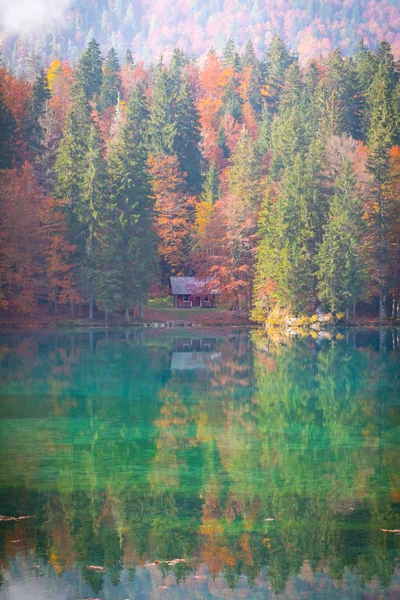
[0,0,73,35]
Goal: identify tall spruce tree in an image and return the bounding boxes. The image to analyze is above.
[99,47,121,110]
[26,68,51,154]
[202,162,219,204]
[263,35,293,113]
[222,38,240,71]
[108,84,155,317]
[365,64,395,324]
[150,64,177,155]
[317,161,366,319]
[55,88,92,311]
[80,124,109,319]
[254,155,314,315]
[173,77,202,194]
[75,38,103,102]
[0,80,16,169]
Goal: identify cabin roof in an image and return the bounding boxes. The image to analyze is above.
[170,276,219,296]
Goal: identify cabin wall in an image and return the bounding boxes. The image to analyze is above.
[174,295,217,308]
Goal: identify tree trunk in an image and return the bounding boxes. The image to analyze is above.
[105,311,108,327]
[125,306,130,320]
[78,302,82,317]
[89,294,94,320]
[379,290,385,326]
[345,307,349,325]
[70,301,75,317]
[140,299,144,319]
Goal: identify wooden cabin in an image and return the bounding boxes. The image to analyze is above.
[170,277,219,308]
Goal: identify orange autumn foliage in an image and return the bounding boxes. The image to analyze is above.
[0,164,43,312]
[150,153,196,275]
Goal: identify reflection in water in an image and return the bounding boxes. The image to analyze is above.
[0,329,399,599]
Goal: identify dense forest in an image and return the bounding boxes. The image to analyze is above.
[1,0,400,73]
[0,36,399,323]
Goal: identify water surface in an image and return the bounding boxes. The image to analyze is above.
[0,328,399,599]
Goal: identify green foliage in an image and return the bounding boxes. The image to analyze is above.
[202,161,219,204]
[75,38,103,101]
[0,80,15,169]
[317,162,367,314]
[99,47,121,110]
[150,64,177,155]
[174,77,202,194]
[108,83,156,312]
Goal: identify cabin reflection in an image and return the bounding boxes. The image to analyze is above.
[171,337,220,370]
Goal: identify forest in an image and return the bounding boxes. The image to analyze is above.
[1,0,400,73]
[0,36,399,324]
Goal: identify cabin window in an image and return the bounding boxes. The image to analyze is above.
[203,296,209,302]
[183,295,190,302]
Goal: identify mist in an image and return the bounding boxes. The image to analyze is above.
[0,0,73,35]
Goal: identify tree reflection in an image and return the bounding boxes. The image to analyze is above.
[0,329,398,597]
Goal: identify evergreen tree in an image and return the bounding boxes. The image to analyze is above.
[228,126,260,208]
[365,65,395,324]
[99,48,121,110]
[222,78,242,122]
[80,124,109,319]
[217,124,230,159]
[150,64,177,155]
[0,80,16,169]
[256,105,271,158]
[35,101,60,193]
[202,162,219,204]
[318,49,362,138]
[108,84,155,317]
[26,68,51,153]
[124,49,134,66]
[317,162,366,319]
[241,40,256,69]
[263,35,293,113]
[75,38,103,101]
[55,88,92,310]
[254,155,315,315]
[222,38,240,71]
[173,77,202,194]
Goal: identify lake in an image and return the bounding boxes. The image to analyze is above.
[0,328,399,599]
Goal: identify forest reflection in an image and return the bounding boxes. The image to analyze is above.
[0,329,399,599]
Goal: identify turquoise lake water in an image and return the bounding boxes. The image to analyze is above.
[0,328,399,599]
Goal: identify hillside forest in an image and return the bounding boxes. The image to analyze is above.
[0,37,400,323]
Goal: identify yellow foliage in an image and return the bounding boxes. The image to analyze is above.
[195,200,215,239]
[47,60,62,90]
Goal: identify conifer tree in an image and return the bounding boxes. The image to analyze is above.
[202,162,219,204]
[75,38,103,101]
[55,88,92,310]
[26,68,51,153]
[108,84,155,317]
[263,35,293,113]
[124,49,134,66]
[80,124,109,319]
[222,78,242,122]
[173,77,202,194]
[254,155,314,315]
[99,48,121,110]
[317,161,366,319]
[0,79,16,169]
[241,40,256,69]
[365,65,395,324]
[150,64,177,155]
[222,38,240,71]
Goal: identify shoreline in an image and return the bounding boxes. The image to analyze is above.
[0,314,398,334]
